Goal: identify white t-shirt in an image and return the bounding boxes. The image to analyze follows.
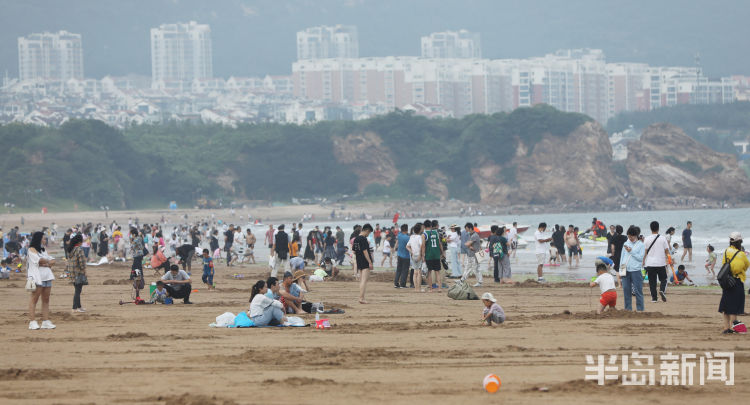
[507,227,518,243]
[446,231,459,248]
[382,242,391,253]
[594,272,616,294]
[407,234,423,258]
[534,230,548,254]
[643,234,669,267]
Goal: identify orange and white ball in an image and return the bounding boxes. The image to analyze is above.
[483,374,501,393]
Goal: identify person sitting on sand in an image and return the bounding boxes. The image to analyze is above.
[279,271,304,314]
[292,269,310,293]
[480,292,505,326]
[265,277,281,300]
[590,263,617,314]
[670,265,694,285]
[249,280,286,327]
[321,257,339,278]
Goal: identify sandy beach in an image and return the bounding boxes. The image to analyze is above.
[0,252,747,404]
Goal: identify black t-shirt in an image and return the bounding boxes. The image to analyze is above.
[224,230,234,244]
[209,236,219,251]
[612,234,628,267]
[275,231,289,259]
[176,244,194,260]
[552,230,565,248]
[352,235,371,269]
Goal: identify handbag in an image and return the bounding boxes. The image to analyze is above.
[25,277,37,292]
[717,250,740,289]
[620,254,630,277]
[74,272,89,286]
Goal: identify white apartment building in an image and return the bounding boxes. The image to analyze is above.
[421,30,481,59]
[150,21,213,86]
[296,25,359,60]
[18,31,83,81]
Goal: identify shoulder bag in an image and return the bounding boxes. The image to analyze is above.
[717,250,741,290]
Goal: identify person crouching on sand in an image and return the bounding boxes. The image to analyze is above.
[481,292,505,326]
[590,263,617,314]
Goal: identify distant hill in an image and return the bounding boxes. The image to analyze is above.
[1,104,748,210]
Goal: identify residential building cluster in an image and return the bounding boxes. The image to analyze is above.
[2,24,749,129]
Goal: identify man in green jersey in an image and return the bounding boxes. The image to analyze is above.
[422,219,445,293]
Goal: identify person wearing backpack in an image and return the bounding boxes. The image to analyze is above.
[718,232,749,334]
[642,221,671,303]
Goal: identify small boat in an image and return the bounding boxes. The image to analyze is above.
[476,223,529,239]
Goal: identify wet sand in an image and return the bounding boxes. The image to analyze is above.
[0,254,746,404]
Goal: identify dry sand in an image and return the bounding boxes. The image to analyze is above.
[0,250,747,404]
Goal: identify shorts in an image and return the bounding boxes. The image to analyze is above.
[536,253,546,265]
[510,241,517,250]
[683,241,692,249]
[556,244,565,255]
[268,243,273,249]
[355,258,370,271]
[425,259,441,271]
[410,256,423,270]
[568,246,580,256]
[383,251,390,257]
[600,290,617,307]
[37,280,52,288]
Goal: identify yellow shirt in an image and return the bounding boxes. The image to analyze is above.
[722,247,750,283]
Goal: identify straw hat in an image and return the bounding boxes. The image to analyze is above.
[292,270,306,281]
[481,292,496,303]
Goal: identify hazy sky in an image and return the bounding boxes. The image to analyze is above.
[2,0,748,79]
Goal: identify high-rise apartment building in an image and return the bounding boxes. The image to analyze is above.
[150,21,213,85]
[296,25,359,60]
[421,30,481,59]
[18,31,84,81]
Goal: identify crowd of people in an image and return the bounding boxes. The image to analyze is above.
[3,214,747,334]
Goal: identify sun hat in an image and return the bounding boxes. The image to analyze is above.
[449,224,458,229]
[292,270,306,281]
[481,292,496,303]
[730,232,743,242]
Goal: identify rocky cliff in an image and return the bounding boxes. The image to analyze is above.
[330,121,749,204]
[625,123,750,200]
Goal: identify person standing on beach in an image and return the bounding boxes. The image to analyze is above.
[424,220,444,293]
[643,221,670,303]
[461,223,483,287]
[273,225,289,278]
[565,225,580,269]
[718,232,749,334]
[395,224,410,288]
[446,224,461,278]
[535,223,553,282]
[353,224,374,304]
[508,222,518,260]
[407,223,424,290]
[27,232,55,330]
[681,221,693,263]
[265,224,275,258]
[610,225,628,273]
[621,226,645,311]
[224,225,234,267]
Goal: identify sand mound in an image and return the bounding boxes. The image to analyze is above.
[1,368,68,380]
[50,312,103,321]
[106,332,150,341]
[513,279,589,288]
[194,301,242,308]
[102,279,133,285]
[517,310,674,321]
[263,377,337,385]
[146,393,238,405]
[524,378,693,393]
[4,283,20,288]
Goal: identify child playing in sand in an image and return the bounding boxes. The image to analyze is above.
[201,248,215,290]
[481,292,505,326]
[150,280,169,303]
[705,245,717,277]
[590,263,617,314]
[671,265,694,285]
[0,259,10,279]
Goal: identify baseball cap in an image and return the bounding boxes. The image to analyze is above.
[730,232,743,242]
[481,292,496,303]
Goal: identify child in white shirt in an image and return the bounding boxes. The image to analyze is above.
[590,263,617,314]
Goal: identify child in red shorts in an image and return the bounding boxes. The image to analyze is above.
[590,263,617,314]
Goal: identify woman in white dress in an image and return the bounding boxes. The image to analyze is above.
[27,231,56,330]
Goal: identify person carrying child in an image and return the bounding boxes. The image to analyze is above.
[590,262,617,314]
[480,292,505,326]
[705,244,717,278]
[201,248,215,290]
[150,280,169,303]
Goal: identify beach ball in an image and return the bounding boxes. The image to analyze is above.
[483,374,501,393]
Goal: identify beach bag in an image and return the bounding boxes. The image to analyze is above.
[733,321,747,334]
[233,311,254,327]
[447,281,479,300]
[717,251,740,290]
[620,253,630,277]
[491,242,504,259]
[215,312,236,327]
[25,277,36,292]
[286,316,305,326]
